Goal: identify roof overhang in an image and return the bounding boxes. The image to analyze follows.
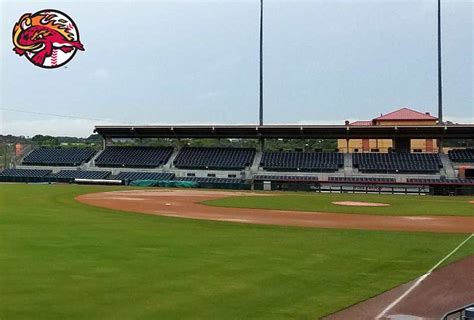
[94,124,474,139]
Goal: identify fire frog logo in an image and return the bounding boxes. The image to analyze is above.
[12,9,84,68]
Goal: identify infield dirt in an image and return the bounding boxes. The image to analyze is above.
[76,189,474,233]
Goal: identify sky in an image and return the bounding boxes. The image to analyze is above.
[0,0,472,137]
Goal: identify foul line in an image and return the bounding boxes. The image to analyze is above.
[375,233,474,319]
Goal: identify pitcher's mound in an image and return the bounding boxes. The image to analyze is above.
[332,201,389,207]
[469,201,474,204]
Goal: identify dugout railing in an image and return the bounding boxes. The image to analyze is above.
[442,303,474,320]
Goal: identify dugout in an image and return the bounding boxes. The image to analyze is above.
[429,184,474,196]
[253,180,320,191]
[253,175,320,191]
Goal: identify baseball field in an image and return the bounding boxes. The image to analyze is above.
[1,184,474,319]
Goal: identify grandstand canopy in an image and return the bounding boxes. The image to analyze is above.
[94,124,474,139]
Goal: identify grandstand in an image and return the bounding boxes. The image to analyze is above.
[174,147,255,170]
[175,176,242,184]
[0,168,52,178]
[23,148,97,166]
[260,151,343,172]
[253,175,319,182]
[448,148,474,163]
[115,171,175,182]
[328,176,396,183]
[175,176,246,189]
[3,123,473,195]
[352,153,442,173]
[407,178,474,185]
[51,170,111,180]
[95,146,173,168]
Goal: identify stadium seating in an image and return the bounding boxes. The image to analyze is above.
[253,175,318,182]
[448,149,474,163]
[51,170,111,179]
[22,148,97,166]
[0,168,52,178]
[407,178,474,185]
[95,147,173,168]
[175,176,242,184]
[174,147,255,170]
[328,177,396,183]
[260,152,343,172]
[115,171,175,181]
[352,153,442,173]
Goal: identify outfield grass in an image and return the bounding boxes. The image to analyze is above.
[204,192,474,216]
[1,184,474,319]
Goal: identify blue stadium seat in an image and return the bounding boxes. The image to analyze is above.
[328,177,396,183]
[174,147,255,170]
[175,176,242,184]
[0,168,52,178]
[407,178,474,185]
[95,147,173,168]
[260,152,343,172]
[352,153,442,173]
[253,175,318,182]
[22,148,97,166]
[448,149,474,163]
[51,170,111,179]
[115,171,175,181]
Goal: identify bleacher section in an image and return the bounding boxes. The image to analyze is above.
[175,176,246,189]
[175,176,242,184]
[5,143,474,193]
[95,147,173,168]
[253,175,318,182]
[174,147,255,170]
[0,168,52,178]
[115,171,175,181]
[407,178,474,185]
[22,148,97,166]
[353,153,442,173]
[328,177,396,183]
[260,152,343,172]
[51,170,111,179]
[448,149,474,163]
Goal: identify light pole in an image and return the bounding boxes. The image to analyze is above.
[259,0,264,126]
[437,0,443,124]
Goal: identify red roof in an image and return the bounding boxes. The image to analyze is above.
[349,120,373,126]
[374,107,437,121]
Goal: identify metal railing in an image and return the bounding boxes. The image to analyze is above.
[442,304,474,320]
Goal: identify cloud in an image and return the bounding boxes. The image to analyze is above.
[0,118,119,137]
[445,115,474,125]
[91,67,110,80]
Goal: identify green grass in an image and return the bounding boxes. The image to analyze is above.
[0,184,473,319]
[204,192,474,216]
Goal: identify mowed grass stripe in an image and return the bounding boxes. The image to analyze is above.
[204,193,474,216]
[0,184,473,319]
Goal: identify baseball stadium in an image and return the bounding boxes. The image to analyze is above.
[1,1,474,320]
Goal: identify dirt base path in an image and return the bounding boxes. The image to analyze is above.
[76,189,474,233]
[326,255,474,319]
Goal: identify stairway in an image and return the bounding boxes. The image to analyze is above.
[250,151,263,173]
[343,153,353,176]
[163,148,180,170]
[439,153,456,178]
[82,149,103,169]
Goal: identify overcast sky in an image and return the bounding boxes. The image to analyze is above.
[0,0,472,137]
